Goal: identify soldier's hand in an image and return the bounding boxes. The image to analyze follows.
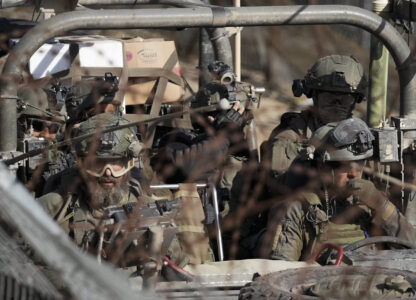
[212,102,245,130]
[347,178,387,211]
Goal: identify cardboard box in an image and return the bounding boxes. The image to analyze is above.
[123,39,184,105]
[29,36,184,105]
[29,37,124,79]
[29,43,71,79]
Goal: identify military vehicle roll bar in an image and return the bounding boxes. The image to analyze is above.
[150,183,224,261]
[1,5,415,153]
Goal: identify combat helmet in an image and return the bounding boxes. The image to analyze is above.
[73,112,143,176]
[17,86,65,137]
[310,118,374,162]
[292,55,368,102]
[17,87,50,118]
[66,73,119,122]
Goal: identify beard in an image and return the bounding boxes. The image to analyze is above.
[89,173,130,208]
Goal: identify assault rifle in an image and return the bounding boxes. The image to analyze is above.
[3,105,219,167]
[98,199,180,288]
[194,61,265,160]
[195,61,265,111]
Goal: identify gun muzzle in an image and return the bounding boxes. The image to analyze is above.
[220,72,235,85]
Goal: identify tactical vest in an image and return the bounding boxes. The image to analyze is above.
[56,186,137,249]
[300,192,366,260]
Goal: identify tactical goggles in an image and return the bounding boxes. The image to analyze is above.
[85,157,134,178]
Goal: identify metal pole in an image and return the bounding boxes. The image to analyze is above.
[199,28,215,87]
[149,183,224,261]
[2,5,415,152]
[150,183,207,189]
[368,0,390,128]
[209,183,224,261]
[234,0,241,81]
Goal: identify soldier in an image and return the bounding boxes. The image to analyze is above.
[227,55,368,259]
[37,112,189,272]
[261,54,368,177]
[16,86,68,195]
[267,118,416,262]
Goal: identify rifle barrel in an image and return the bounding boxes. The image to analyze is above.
[4,105,217,166]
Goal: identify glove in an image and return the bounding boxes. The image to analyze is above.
[347,178,387,211]
[212,108,244,131]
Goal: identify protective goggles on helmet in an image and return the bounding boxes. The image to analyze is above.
[84,157,134,178]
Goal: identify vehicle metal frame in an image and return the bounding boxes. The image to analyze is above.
[1,5,415,153]
[0,4,415,299]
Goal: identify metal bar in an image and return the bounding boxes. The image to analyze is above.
[149,183,224,261]
[233,0,241,81]
[368,0,390,127]
[78,0,212,6]
[150,184,207,189]
[0,0,29,8]
[1,5,414,152]
[0,162,146,300]
[208,183,224,261]
[79,0,155,4]
[199,28,215,88]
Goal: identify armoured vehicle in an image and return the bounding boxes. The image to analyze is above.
[1,1,416,299]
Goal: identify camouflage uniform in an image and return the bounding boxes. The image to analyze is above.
[38,113,191,267]
[261,55,368,177]
[38,167,189,266]
[270,190,415,261]
[269,119,416,261]
[261,110,320,176]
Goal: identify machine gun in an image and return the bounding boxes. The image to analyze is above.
[95,199,180,287]
[193,61,265,160]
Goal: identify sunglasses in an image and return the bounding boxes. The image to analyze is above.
[84,158,134,178]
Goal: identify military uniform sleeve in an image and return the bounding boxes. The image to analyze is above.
[261,111,313,175]
[268,131,301,175]
[37,192,65,219]
[153,135,230,183]
[270,201,305,261]
[379,201,416,242]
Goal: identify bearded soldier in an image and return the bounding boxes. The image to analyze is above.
[267,118,416,262]
[37,112,189,272]
[261,55,368,177]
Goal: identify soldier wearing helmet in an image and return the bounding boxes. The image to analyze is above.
[17,86,64,140]
[38,112,145,233]
[263,118,416,262]
[16,86,68,195]
[37,113,188,279]
[261,55,368,177]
